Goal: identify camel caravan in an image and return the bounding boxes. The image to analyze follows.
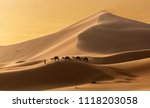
[51,56,89,62]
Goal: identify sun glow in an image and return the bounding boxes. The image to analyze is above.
[0,0,150,45]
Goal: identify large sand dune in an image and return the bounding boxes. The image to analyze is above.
[77,13,150,53]
[0,11,150,90]
[0,61,115,90]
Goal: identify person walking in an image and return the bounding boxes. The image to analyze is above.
[44,59,47,64]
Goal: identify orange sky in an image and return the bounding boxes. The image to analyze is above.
[0,0,150,45]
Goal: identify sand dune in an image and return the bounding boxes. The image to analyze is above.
[0,11,150,90]
[0,11,101,63]
[12,60,44,67]
[77,13,150,54]
[0,61,114,90]
[90,49,150,64]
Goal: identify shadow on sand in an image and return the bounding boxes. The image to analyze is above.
[0,61,115,91]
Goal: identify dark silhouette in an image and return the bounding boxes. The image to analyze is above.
[62,56,71,61]
[82,57,89,62]
[51,56,89,63]
[43,59,47,64]
[72,56,82,62]
[51,56,59,61]
[16,61,25,63]
[91,81,97,84]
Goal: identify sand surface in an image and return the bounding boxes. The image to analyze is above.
[0,11,150,91]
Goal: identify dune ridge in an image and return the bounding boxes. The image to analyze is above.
[90,49,150,64]
[77,13,150,54]
[0,11,150,90]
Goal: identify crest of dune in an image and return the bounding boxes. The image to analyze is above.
[0,11,150,91]
[77,12,150,53]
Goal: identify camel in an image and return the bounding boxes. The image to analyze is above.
[62,56,71,61]
[72,56,82,62]
[72,56,88,62]
[51,56,59,61]
[81,57,89,62]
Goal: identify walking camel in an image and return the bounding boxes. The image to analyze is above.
[72,56,82,62]
[81,57,89,62]
[51,56,59,61]
[72,56,89,62]
[62,56,71,61]
[51,56,89,62]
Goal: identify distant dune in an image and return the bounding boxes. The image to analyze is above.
[91,49,150,64]
[0,11,150,90]
[77,13,150,53]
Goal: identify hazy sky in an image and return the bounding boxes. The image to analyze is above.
[0,0,150,45]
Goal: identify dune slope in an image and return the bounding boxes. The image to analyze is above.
[0,61,114,90]
[0,11,150,91]
[90,49,150,64]
[77,13,150,54]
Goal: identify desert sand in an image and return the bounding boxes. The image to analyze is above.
[0,11,150,91]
